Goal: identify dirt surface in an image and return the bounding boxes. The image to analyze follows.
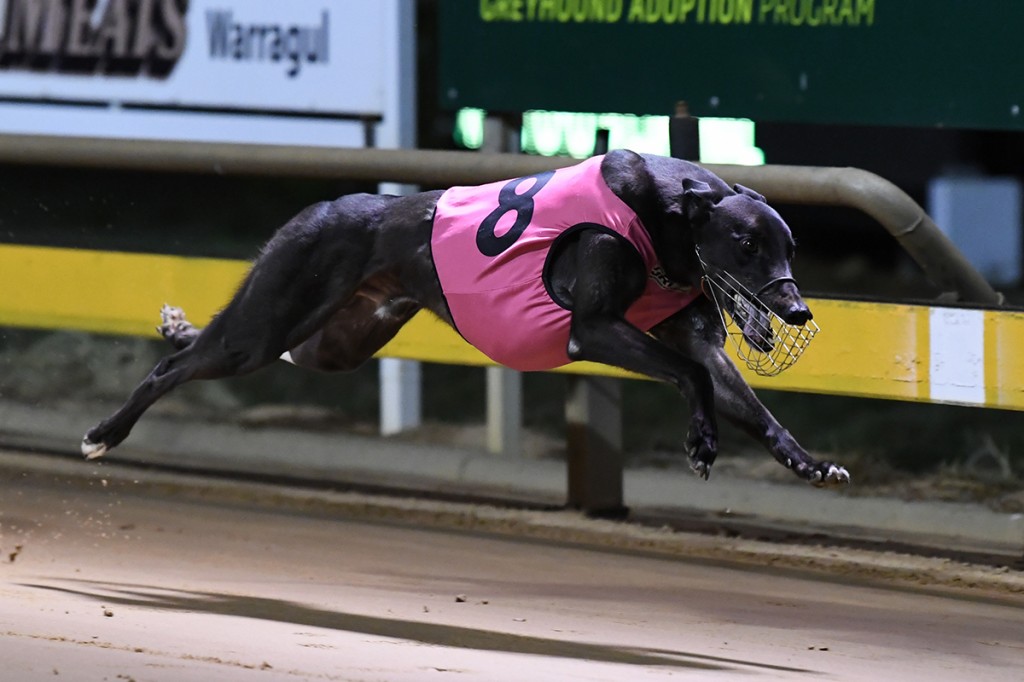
[1,451,1023,681]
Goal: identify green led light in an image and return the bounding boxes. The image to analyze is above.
[454,108,764,165]
[454,107,485,150]
[698,117,765,165]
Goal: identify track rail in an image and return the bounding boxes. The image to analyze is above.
[0,134,1001,305]
[2,243,1021,410]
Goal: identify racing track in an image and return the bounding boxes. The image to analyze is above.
[1,450,1021,681]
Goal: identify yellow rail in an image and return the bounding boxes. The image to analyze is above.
[4,244,1022,410]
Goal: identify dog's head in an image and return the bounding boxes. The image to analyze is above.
[683,179,815,364]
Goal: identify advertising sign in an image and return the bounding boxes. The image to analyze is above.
[0,0,409,147]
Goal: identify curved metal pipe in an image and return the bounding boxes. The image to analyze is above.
[0,135,1000,305]
[702,164,1002,306]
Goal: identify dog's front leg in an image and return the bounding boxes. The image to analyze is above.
[704,343,849,486]
[652,302,850,487]
[563,232,719,478]
[569,315,720,478]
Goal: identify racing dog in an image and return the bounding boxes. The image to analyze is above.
[82,150,849,487]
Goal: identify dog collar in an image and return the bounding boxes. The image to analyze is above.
[650,264,694,293]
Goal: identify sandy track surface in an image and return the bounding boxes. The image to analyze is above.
[1,453,1022,681]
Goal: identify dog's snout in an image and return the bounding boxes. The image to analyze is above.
[783,302,812,326]
[762,279,812,326]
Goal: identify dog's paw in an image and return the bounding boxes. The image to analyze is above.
[159,303,186,325]
[685,424,718,481]
[793,460,850,488]
[157,304,190,337]
[157,304,200,349]
[81,435,108,460]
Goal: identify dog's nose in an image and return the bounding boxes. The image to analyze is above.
[765,279,812,326]
[783,302,812,326]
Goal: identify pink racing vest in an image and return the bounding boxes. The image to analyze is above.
[431,155,700,371]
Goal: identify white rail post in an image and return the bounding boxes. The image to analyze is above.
[486,365,523,456]
[380,357,422,435]
[482,114,525,456]
[378,0,421,436]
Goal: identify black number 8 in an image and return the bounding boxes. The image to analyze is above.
[476,170,555,256]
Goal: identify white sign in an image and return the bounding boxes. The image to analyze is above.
[0,0,410,147]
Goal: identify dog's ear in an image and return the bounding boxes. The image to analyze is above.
[733,184,767,203]
[681,178,717,224]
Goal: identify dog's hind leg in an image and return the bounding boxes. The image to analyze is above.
[82,347,205,459]
[82,197,384,458]
[82,308,312,459]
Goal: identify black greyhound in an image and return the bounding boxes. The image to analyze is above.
[82,150,849,487]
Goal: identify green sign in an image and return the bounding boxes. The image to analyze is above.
[439,1,1024,130]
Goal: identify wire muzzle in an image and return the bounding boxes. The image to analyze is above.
[697,252,819,377]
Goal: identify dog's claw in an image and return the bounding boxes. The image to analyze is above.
[788,457,851,487]
[685,423,717,482]
[810,463,851,488]
[826,464,851,486]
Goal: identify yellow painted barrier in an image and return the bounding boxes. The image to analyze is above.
[0,244,246,337]
[3,244,1023,410]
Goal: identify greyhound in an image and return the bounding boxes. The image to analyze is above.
[82,150,850,487]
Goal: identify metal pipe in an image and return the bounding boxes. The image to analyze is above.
[0,134,573,185]
[703,164,1003,306]
[0,134,1000,305]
